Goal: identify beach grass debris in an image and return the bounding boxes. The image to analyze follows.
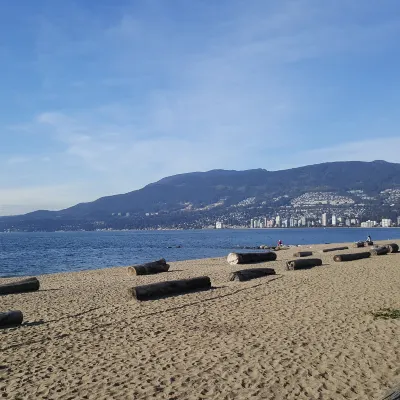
[371,308,400,320]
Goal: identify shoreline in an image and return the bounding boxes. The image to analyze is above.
[2,226,400,233]
[1,240,400,399]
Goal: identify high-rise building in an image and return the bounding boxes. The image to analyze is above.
[361,220,377,228]
[250,219,254,228]
[289,218,296,227]
[322,213,328,226]
[275,216,281,227]
[300,216,307,226]
[397,216,400,226]
[381,218,392,227]
[345,218,351,227]
[216,221,223,229]
[331,215,337,226]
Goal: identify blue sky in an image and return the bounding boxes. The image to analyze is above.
[1,0,400,215]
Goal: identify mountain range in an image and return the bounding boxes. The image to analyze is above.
[1,160,400,231]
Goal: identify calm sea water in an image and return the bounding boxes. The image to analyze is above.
[1,228,399,277]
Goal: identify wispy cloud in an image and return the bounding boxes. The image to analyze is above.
[1,0,400,214]
[0,184,90,216]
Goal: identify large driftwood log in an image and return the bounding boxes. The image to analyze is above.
[0,277,40,295]
[333,252,371,262]
[286,258,322,270]
[385,243,399,253]
[321,246,349,253]
[227,252,277,265]
[129,276,212,301]
[127,259,170,276]
[366,241,374,246]
[381,383,400,400]
[0,311,23,329]
[370,247,389,256]
[354,241,365,248]
[229,268,276,282]
[293,251,313,257]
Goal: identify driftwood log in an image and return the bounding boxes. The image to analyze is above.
[128,276,212,301]
[286,258,322,270]
[370,247,389,256]
[385,243,399,253]
[366,241,374,246]
[293,251,313,257]
[354,241,365,248]
[333,252,371,262]
[227,252,277,265]
[127,259,170,276]
[381,383,400,400]
[229,268,276,282]
[0,277,40,295]
[0,311,23,329]
[321,246,349,253]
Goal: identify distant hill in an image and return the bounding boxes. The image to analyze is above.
[1,160,400,231]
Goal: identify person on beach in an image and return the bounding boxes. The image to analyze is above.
[366,235,371,242]
[277,239,283,247]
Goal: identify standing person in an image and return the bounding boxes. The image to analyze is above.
[277,239,283,247]
[366,235,372,243]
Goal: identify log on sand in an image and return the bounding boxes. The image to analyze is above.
[366,241,374,246]
[286,258,322,270]
[227,252,277,265]
[229,268,276,282]
[370,247,389,256]
[321,246,349,253]
[0,311,23,329]
[381,383,400,400]
[293,251,313,257]
[127,259,170,276]
[128,276,212,301]
[354,241,365,248]
[385,243,399,253]
[333,252,371,262]
[0,277,40,295]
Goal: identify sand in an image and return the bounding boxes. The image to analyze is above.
[1,241,399,399]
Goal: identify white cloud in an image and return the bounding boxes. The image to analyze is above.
[7,156,32,165]
[2,0,400,212]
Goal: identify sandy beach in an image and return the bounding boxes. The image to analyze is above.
[1,241,399,399]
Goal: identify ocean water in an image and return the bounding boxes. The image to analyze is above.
[1,228,399,277]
